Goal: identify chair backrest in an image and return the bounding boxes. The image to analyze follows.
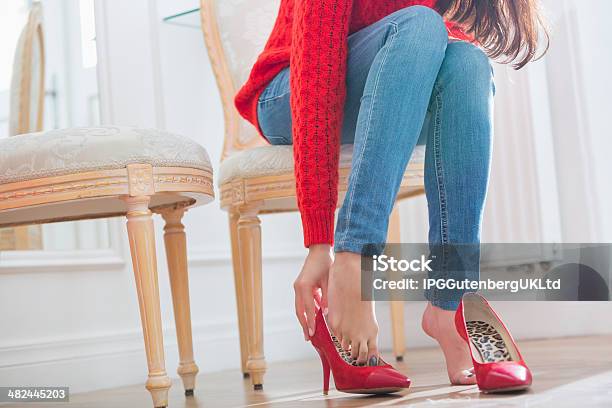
[200,0,281,161]
[9,2,45,136]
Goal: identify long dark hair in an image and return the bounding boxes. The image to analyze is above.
[436,0,549,69]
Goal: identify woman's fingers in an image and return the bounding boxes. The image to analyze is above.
[294,278,321,340]
[293,247,331,342]
[367,339,380,366]
[350,339,360,361]
[313,289,322,309]
[294,291,309,341]
[357,340,369,365]
[347,338,370,366]
[304,287,317,337]
[341,336,351,352]
[320,278,329,310]
[350,338,368,364]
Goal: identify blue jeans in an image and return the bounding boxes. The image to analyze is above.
[257,6,494,310]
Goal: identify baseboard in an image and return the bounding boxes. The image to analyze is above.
[0,248,125,274]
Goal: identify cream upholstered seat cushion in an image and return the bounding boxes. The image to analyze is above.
[0,126,212,184]
[218,144,425,184]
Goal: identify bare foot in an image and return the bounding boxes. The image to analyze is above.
[422,302,477,385]
[327,252,380,366]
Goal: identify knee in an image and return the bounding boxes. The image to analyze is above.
[440,43,494,96]
[405,5,445,27]
[393,5,448,48]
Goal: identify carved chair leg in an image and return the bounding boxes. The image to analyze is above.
[229,211,249,377]
[124,196,171,408]
[161,208,199,396]
[237,204,266,389]
[388,205,406,362]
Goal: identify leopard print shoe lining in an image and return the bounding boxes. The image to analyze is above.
[466,320,512,363]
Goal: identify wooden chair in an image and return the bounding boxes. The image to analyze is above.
[200,0,425,389]
[0,7,214,408]
[0,130,214,408]
[2,3,46,250]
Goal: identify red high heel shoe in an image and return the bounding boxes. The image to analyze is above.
[310,309,410,395]
[455,293,532,393]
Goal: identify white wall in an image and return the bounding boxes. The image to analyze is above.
[1,0,611,394]
[543,0,612,242]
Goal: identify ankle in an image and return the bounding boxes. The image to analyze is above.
[330,252,361,278]
[328,253,369,306]
[333,251,361,267]
[422,303,456,337]
[421,303,437,338]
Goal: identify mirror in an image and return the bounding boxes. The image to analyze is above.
[0,0,110,251]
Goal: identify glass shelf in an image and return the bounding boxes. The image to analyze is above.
[162,8,200,28]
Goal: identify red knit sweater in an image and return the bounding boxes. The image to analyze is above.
[235,0,470,247]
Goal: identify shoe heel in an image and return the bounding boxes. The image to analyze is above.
[317,350,331,395]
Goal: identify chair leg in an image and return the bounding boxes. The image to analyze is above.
[237,204,266,389]
[124,196,171,408]
[229,211,249,378]
[161,208,199,396]
[388,205,406,362]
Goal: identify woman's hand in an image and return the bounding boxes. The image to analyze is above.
[293,244,332,340]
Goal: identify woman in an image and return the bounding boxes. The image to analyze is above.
[235,0,547,388]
